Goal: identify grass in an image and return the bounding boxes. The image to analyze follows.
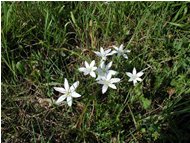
[1,1,190,143]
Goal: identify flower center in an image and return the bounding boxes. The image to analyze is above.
[104,80,110,86]
[102,68,107,73]
[131,75,137,80]
[65,90,71,96]
[87,67,93,73]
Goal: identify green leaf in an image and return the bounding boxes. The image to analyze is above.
[16,61,25,75]
[141,97,151,109]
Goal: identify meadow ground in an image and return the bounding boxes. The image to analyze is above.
[1,1,190,143]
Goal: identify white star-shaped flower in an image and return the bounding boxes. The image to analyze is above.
[97,72,120,94]
[54,78,81,106]
[126,68,144,86]
[112,44,130,59]
[94,47,114,61]
[96,61,117,80]
[78,60,97,78]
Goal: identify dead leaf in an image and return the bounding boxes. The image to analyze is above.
[36,97,55,108]
[167,87,176,98]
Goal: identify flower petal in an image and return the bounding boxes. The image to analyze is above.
[105,49,111,54]
[113,45,118,50]
[92,67,97,71]
[106,61,112,69]
[96,76,102,81]
[124,49,130,53]
[94,51,101,57]
[85,61,89,68]
[137,71,144,77]
[133,80,138,86]
[102,85,108,94]
[78,67,86,72]
[119,44,124,50]
[72,92,81,98]
[64,78,69,90]
[133,68,137,75]
[70,81,79,92]
[90,71,96,78]
[67,96,73,107]
[100,47,104,54]
[90,60,95,67]
[54,87,66,93]
[96,67,102,74]
[101,57,107,61]
[55,95,67,105]
[106,72,112,80]
[100,61,105,69]
[136,77,143,82]
[126,72,133,77]
[109,50,117,55]
[84,70,90,75]
[108,83,116,89]
[123,54,128,59]
[128,78,133,82]
[97,80,104,84]
[110,78,120,83]
[109,70,117,75]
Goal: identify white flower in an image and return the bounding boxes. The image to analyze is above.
[94,47,114,61]
[112,44,130,59]
[97,72,120,94]
[54,78,81,106]
[96,61,117,80]
[78,60,97,78]
[126,67,144,86]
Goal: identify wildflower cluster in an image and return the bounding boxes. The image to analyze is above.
[54,44,144,106]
